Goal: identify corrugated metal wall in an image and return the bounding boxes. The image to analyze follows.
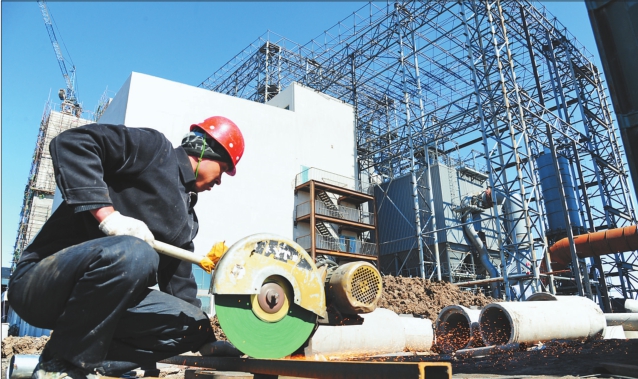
[374,162,500,278]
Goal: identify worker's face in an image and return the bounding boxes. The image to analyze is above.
[193,159,231,192]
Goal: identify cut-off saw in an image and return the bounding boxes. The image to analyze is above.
[153,233,383,359]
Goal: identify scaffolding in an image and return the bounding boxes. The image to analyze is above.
[199,0,637,303]
[12,102,93,268]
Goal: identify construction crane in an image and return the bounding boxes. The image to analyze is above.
[38,0,81,117]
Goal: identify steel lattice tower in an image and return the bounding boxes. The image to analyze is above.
[199,0,637,304]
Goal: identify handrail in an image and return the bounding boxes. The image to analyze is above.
[295,167,372,194]
[296,234,377,256]
[295,201,374,226]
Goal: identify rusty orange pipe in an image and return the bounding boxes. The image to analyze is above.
[549,225,638,269]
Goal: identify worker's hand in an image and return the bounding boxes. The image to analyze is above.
[207,241,229,266]
[98,211,155,244]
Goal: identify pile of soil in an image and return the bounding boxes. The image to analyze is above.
[1,336,49,358]
[378,275,496,320]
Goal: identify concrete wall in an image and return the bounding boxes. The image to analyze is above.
[99,72,355,256]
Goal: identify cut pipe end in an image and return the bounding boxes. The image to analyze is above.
[435,305,482,353]
[479,305,512,346]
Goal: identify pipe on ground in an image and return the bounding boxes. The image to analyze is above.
[7,355,40,379]
[605,313,638,331]
[479,297,606,345]
[398,315,434,352]
[624,299,638,313]
[304,308,406,357]
[435,305,483,353]
[549,225,638,269]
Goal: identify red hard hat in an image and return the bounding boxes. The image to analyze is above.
[191,116,245,176]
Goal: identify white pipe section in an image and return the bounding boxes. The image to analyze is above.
[398,315,434,352]
[479,298,606,345]
[7,355,40,379]
[624,298,638,313]
[605,313,638,331]
[602,325,627,339]
[304,308,406,358]
[435,305,482,353]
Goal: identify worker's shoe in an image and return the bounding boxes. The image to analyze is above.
[198,340,242,357]
[32,358,98,379]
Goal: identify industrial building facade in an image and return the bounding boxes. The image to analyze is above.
[198,0,638,308]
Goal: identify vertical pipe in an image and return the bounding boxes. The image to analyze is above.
[310,180,316,261]
[264,41,269,103]
[426,146,442,281]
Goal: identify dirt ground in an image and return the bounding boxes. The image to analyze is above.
[2,276,636,378]
[378,275,496,320]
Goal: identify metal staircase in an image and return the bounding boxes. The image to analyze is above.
[317,190,339,211]
[316,191,340,239]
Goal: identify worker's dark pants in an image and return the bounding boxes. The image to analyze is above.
[8,236,214,375]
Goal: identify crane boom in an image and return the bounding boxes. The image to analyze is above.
[38,0,80,115]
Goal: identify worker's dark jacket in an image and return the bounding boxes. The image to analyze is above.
[15,123,201,306]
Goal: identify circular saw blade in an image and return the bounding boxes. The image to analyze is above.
[215,294,317,358]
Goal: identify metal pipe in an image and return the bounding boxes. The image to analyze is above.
[7,355,40,379]
[161,355,452,379]
[478,297,606,346]
[435,305,482,353]
[605,313,638,332]
[460,210,500,298]
[454,277,503,287]
[549,225,638,269]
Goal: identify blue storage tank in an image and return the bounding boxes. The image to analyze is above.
[536,153,582,236]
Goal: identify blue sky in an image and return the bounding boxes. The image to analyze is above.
[1,1,607,267]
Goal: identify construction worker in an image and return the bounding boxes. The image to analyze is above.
[8,116,245,379]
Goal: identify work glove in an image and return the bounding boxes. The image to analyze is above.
[98,211,155,244]
[207,241,229,267]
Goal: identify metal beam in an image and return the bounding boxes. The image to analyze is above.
[161,356,452,379]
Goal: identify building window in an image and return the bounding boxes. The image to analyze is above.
[192,265,212,291]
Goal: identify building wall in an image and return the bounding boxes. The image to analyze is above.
[99,72,356,258]
[374,162,500,279]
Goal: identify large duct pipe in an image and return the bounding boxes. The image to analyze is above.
[479,297,606,345]
[549,225,638,269]
[461,211,500,298]
[435,305,482,353]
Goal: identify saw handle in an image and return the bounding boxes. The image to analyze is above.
[152,240,207,265]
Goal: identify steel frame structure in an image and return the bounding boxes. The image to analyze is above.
[200,0,637,303]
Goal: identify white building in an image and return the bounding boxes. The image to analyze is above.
[98,72,357,312]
